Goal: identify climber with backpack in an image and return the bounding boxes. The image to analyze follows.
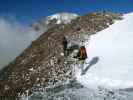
[74,41,88,75]
[77,46,87,60]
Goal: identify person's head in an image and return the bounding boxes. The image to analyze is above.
[81,40,84,46]
[62,36,66,41]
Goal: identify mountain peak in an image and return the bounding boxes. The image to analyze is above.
[47,12,78,24]
[0,12,122,98]
[32,12,78,32]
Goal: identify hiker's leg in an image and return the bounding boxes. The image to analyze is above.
[80,60,84,74]
[65,48,68,56]
[63,47,67,57]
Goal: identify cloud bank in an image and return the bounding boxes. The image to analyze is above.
[0,17,41,69]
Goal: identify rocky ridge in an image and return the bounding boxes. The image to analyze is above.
[0,11,122,99]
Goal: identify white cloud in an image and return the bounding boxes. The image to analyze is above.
[0,17,41,69]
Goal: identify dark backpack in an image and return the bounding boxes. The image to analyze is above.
[77,46,87,60]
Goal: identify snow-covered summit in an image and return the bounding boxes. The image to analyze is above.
[47,12,78,24]
[76,12,133,90]
[32,12,78,31]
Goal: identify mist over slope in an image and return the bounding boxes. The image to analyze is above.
[0,18,39,69]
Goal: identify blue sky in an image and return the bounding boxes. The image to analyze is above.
[0,0,133,25]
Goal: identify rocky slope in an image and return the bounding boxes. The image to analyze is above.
[0,11,122,99]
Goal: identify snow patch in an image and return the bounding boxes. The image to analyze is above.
[76,12,133,89]
[47,12,78,24]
